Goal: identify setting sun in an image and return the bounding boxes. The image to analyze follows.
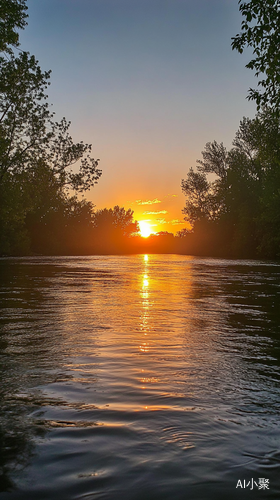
[139,221,153,238]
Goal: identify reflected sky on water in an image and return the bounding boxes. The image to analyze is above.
[0,255,280,499]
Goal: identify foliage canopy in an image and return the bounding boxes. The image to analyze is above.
[232,0,280,111]
[0,0,102,255]
[0,0,27,52]
[182,108,280,258]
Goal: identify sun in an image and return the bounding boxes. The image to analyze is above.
[139,221,153,238]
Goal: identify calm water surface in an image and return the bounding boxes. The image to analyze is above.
[0,255,280,499]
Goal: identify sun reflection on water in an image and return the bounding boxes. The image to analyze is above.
[139,255,151,353]
[142,275,149,288]
[139,342,149,352]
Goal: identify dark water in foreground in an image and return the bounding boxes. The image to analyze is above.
[0,255,280,500]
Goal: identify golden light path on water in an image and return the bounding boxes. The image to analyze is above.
[140,255,150,354]
[135,254,194,410]
[86,253,197,414]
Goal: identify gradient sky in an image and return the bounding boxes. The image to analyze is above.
[21,0,256,234]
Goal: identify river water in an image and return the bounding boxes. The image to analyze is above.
[0,255,280,499]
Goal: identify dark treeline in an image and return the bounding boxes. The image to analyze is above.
[180,109,280,259]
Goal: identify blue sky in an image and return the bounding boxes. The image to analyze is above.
[21,0,256,233]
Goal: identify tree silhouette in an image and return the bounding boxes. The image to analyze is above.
[0,0,101,255]
[232,0,280,111]
[0,0,27,53]
[181,109,280,258]
[92,206,139,251]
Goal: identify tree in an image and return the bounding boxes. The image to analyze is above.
[93,206,139,237]
[181,141,230,227]
[181,109,280,258]
[0,52,101,191]
[0,0,102,255]
[25,175,96,255]
[176,228,191,238]
[181,167,223,226]
[197,140,228,180]
[91,206,139,253]
[0,0,101,192]
[0,0,27,53]
[232,0,280,111]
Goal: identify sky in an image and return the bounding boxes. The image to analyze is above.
[21,0,257,234]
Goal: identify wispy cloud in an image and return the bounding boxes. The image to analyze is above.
[171,219,185,225]
[156,218,167,224]
[143,210,168,215]
[136,198,161,205]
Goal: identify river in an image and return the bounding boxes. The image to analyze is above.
[0,255,280,499]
